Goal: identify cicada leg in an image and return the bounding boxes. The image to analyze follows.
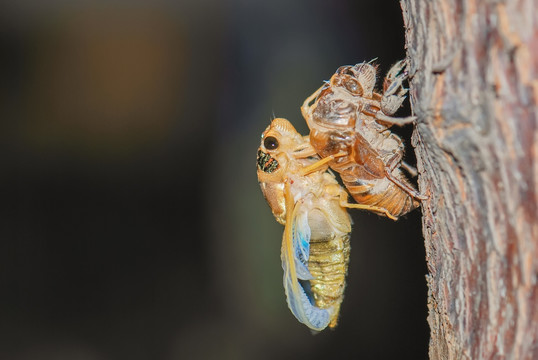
[292,137,318,159]
[299,152,347,176]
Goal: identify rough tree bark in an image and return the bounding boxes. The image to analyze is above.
[401,0,538,359]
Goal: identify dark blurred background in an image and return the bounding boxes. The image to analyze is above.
[0,1,427,359]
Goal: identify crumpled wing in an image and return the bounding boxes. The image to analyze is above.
[281,183,332,331]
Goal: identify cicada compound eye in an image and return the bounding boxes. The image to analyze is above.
[264,136,279,150]
[345,78,363,96]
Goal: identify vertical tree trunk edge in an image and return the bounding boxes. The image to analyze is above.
[400,0,538,359]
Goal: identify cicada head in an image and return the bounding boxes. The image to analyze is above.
[257,118,309,224]
[256,118,304,179]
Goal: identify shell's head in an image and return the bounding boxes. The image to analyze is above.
[331,61,377,97]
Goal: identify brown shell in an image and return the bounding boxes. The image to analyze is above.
[304,62,420,218]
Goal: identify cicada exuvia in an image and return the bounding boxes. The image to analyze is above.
[256,118,392,331]
[301,60,425,219]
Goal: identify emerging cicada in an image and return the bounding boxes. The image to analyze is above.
[257,118,391,331]
[301,60,425,219]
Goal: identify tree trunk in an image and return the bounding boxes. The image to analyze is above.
[400,0,538,359]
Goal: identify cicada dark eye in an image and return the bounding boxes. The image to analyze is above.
[264,136,279,150]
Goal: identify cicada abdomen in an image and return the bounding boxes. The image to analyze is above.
[306,209,351,328]
[256,117,353,331]
[302,60,424,219]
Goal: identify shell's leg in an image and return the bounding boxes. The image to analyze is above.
[384,154,428,200]
[380,60,408,116]
[378,60,417,126]
[401,161,418,177]
[301,85,325,123]
[336,189,398,221]
[383,60,406,93]
[375,112,417,126]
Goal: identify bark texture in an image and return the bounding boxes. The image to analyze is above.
[401,0,538,359]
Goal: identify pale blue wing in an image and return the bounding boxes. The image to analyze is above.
[281,201,331,331]
[291,207,312,280]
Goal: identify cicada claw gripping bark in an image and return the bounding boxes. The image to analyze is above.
[301,60,425,219]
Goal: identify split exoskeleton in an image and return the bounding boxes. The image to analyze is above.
[302,60,425,219]
[256,60,424,332]
[256,118,397,331]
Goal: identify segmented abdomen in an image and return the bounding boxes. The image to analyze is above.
[306,210,351,328]
[338,163,419,218]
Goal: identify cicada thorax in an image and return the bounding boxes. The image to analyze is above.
[306,208,351,328]
[307,64,420,218]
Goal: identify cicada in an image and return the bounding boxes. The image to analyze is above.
[301,60,425,219]
[256,118,392,331]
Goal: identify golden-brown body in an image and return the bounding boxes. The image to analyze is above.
[302,61,424,219]
[307,216,350,321]
[257,118,364,330]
